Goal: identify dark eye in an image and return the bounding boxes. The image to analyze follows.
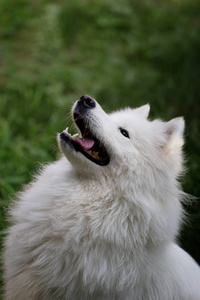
[119,128,130,138]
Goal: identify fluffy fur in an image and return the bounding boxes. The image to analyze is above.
[3,98,200,299]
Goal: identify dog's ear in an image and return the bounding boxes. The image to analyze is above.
[135,104,150,118]
[163,117,185,153]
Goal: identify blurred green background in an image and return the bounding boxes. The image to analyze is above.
[0,0,200,294]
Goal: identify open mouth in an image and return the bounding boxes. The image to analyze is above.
[60,113,110,166]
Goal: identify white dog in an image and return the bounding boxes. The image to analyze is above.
[4,95,200,299]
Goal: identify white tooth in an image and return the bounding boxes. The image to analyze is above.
[65,127,72,136]
[71,133,79,139]
[63,127,74,137]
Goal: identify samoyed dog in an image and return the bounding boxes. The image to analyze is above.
[4,95,200,299]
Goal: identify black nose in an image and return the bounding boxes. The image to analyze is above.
[79,95,96,108]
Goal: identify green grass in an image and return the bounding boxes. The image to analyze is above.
[0,0,200,295]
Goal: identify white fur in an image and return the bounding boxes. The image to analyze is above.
[3,100,200,299]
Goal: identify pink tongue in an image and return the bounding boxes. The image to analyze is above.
[75,138,95,150]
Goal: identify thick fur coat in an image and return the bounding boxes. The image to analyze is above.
[3,96,200,299]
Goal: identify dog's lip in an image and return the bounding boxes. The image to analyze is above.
[60,113,110,166]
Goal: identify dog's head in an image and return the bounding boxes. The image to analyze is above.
[58,95,184,181]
